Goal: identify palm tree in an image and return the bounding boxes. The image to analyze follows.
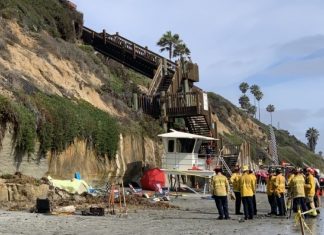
[173,42,191,60]
[250,84,260,118]
[239,82,249,94]
[239,95,250,110]
[266,104,275,125]
[250,85,259,102]
[248,105,257,117]
[157,31,182,60]
[305,127,320,152]
[255,90,263,121]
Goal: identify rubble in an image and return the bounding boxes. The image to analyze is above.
[0,173,179,213]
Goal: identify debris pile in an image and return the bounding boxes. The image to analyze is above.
[0,173,178,214]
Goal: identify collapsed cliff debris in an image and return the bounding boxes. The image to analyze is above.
[0,173,178,213]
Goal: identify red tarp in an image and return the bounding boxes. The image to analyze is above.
[140,168,166,191]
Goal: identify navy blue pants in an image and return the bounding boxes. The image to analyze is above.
[276,193,286,216]
[293,197,307,213]
[234,191,242,214]
[268,193,277,215]
[214,196,229,219]
[253,194,257,215]
[242,196,254,219]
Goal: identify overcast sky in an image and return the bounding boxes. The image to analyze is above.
[73,0,324,153]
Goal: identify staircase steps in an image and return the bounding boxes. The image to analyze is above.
[221,155,239,177]
[184,115,210,137]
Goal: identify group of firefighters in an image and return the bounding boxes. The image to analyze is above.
[210,165,321,220]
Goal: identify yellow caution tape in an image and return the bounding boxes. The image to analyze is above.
[294,209,316,235]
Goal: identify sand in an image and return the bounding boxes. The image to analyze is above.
[0,193,322,235]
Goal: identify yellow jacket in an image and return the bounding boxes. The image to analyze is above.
[266,175,276,195]
[230,173,241,192]
[287,173,295,194]
[289,174,305,198]
[211,174,229,196]
[287,173,295,185]
[274,174,286,195]
[239,172,255,197]
[250,173,257,194]
[304,174,315,197]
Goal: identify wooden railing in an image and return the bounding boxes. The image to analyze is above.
[222,144,241,156]
[164,92,203,117]
[136,94,161,118]
[83,27,176,71]
[148,62,163,96]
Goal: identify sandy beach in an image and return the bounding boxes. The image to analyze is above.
[0,193,322,235]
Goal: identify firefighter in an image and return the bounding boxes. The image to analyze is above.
[289,168,307,213]
[230,166,242,215]
[314,169,321,213]
[305,168,317,217]
[287,168,296,212]
[266,169,277,215]
[249,169,257,215]
[239,165,255,220]
[274,168,286,216]
[211,167,230,220]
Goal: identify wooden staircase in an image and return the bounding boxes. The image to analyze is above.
[221,155,239,177]
[82,26,176,79]
[81,26,215,141]
[148,62,175,96]
[184,116,210,137]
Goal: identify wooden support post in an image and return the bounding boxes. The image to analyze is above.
[102,29,106,44]
[298,211,305,235]
[161,91,167,132]
[132,43,136,59]
[163,58,167,76]
[196,93,201,114]
[145,46,148,56]
[133,93,138,111]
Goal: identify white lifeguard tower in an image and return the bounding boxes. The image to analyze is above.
[158,129,217,178]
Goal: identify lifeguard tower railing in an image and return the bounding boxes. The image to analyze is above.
[162,153,210,171]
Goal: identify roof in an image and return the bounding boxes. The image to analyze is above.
[158,129,217,141]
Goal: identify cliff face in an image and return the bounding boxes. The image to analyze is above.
[0,18,162,183]
[0,124,162,185]
[47,134,161,185]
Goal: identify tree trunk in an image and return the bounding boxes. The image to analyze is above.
[258,101,261,121]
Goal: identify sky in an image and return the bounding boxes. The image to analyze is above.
[73,0,324,153]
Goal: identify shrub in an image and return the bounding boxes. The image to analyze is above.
[0,93,120,160]
[0,96,36,156]
[0,0,83,41]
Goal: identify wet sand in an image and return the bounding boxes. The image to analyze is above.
[0,193,322,235]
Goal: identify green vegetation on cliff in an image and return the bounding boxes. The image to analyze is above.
[208,92,324,170]
[0,93,119,159]
[0,0,83,41]
[0,96,36,156]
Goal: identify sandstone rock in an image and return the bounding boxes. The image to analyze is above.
[0,183,8,201]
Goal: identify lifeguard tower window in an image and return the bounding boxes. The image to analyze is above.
[168,140,175,152]
[177,138,195,153]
